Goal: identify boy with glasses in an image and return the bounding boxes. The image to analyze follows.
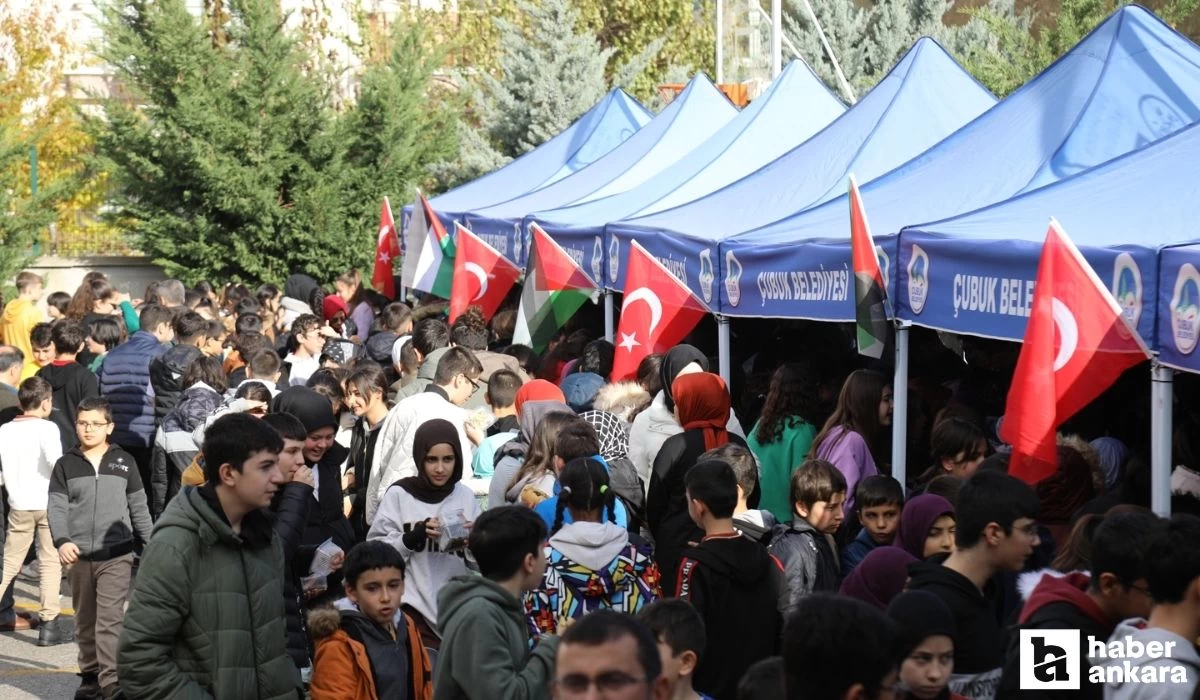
[48,397,153,699]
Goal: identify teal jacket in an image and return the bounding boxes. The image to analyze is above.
[747,417,817,523]
[118,487,301,700]
[434,574,559,700]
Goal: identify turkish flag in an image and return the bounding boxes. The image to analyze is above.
[372,197,400,299]
[1001,220,1149,484]
[449,222,521,324]
[611,240,709,381]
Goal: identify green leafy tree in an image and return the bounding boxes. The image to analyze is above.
[0,116,74,285]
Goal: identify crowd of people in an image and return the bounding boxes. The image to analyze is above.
[0,267,1196,700]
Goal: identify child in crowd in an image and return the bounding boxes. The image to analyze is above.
[3,272,45,370]
[308,540,433,700]
[49,397,153,699]
[737,657,785,700]
[783,594,901,700]
[471,369,524,496]
[897,494,957,560]
[887,590,965,700]
[434,506,558,700]
[906,471,1039,700]
[839,546,919,611]
[769,459,846,605]
[531,417,630,530]
[284,314,330,387]
[703,443,776,545]
[369,418,479,652]
[0,377,67,644]
[525,457,660,637]
[47,291,71,321]
[678,459,786,700]
[841,475,904,576]
[24,322,55,381]
[344,363,391,540]
[639,599,713,700]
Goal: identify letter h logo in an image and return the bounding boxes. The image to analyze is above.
[1020,629,1080,690]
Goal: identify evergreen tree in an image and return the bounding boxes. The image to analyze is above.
[0,116,74,288]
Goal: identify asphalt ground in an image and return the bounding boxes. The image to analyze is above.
[0,574,83,699]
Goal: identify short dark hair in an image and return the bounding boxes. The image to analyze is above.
[76,397,112,424]
[345,363,389,402]
[255,283,280,307]
[924,474,963,508]
[503,344,540,376]
[1144,514,1200,604]
[379,302,413,333]
[637,599,706,662]
[234,296,261,317]
[931,417,987,465]
[412,318,450,357]
[204,319,226,342]
[560,610,662,683]
[87,317,125,352]
[181,355,228,394]
[856,475,904,512]
[0,345,24,373]
[235,381,273,403]
[344,540,406,587]
[291,314,321,339]
[790,459,847,510]
[202,413,284,482]
[157,279,186,307]
[685,460,738,519]
[30,322,53,350]
[47,291,71,315]
[577,339,615,377]
[468,505,546,580]
[784,594,899,700]
[1090,511,1160,590]
[433,347,483,385]
[738,657,786,700]
[553,418,600,462]
[700,443,757,496]
[50,320,86,355]
[955,470,1039,549]
[261,412,307,442]
[307,368,347,409]
[235,331,269,360]
[173,311,208,343]
[139,304,174,333]
[235,312,264,336]
[247,349,281,379]
[18,376,52,411]
[487,369,522,409]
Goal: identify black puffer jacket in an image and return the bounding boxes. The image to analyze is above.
[271,480,313,670]
[149,383,223,518]
[149,344,203,423]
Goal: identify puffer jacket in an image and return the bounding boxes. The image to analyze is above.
[308,599,433,700]
[117,486,302,700]
[149,343,204,423]
[272,481,313,671]
[149,382,223,518]
[98,330,169,448]
[524,522,661,639]
[768,518,841,607]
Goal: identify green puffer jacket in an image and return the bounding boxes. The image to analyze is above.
[117,486,302,700]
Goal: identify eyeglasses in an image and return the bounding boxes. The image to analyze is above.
[460,374,480,391]
[76,421,111,431]
[552,673,649,696]
[1128,582,1153,597]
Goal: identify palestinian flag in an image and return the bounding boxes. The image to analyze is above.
[514,223,599,353]
[401,192,456,298]
[849,174,889,359]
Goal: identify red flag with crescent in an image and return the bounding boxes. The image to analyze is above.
[611,240,709,381]
[373,197,400,298]
[1001,219,1149,485]
[449,223,522,324]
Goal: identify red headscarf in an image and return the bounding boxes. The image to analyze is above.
[515,379,566,416]
[672,372,730,451]
[322,294,348,322]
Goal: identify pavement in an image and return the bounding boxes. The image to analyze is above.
[0,575,81,699]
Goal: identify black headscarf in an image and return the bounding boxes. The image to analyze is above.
[396,419,463,504]
[271,386,336,435]
[660,344,709,411]
[283,274,325,314]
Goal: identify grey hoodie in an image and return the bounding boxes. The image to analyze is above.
[434,574,558,700]
[1099,619,1199,699]
[549,521,629,571]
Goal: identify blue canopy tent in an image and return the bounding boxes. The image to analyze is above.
[461,75,739,267]
[398,88,651,249]
[721,4,1200,321]
[898,119,1200,515]
[528,59,846,291]
[603,37,996,298]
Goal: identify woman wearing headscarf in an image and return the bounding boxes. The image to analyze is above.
[368,419,479,651]
[839,546,920,610]
[582,409,645,534]
[897,494,957,560]
[487,380,573,508]
[627,345,745,498]
[646,372,747,593]
[281,273,325,332]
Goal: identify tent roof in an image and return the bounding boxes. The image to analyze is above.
[429,88,651,215]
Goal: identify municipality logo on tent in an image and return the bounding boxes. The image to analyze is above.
[1171,263,1200,356]
[609,237,620,285]
[699,248,715,303]
[875,245,891,291]
[1112,253,1143,331]
[592,236,604,283]
[906,244,930,315]
[724,250,743,308]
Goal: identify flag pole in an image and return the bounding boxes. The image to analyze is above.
[1151,363,1174,516]
[717,316,731,384]
[604,291,615,343]
[892,322,910,488]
